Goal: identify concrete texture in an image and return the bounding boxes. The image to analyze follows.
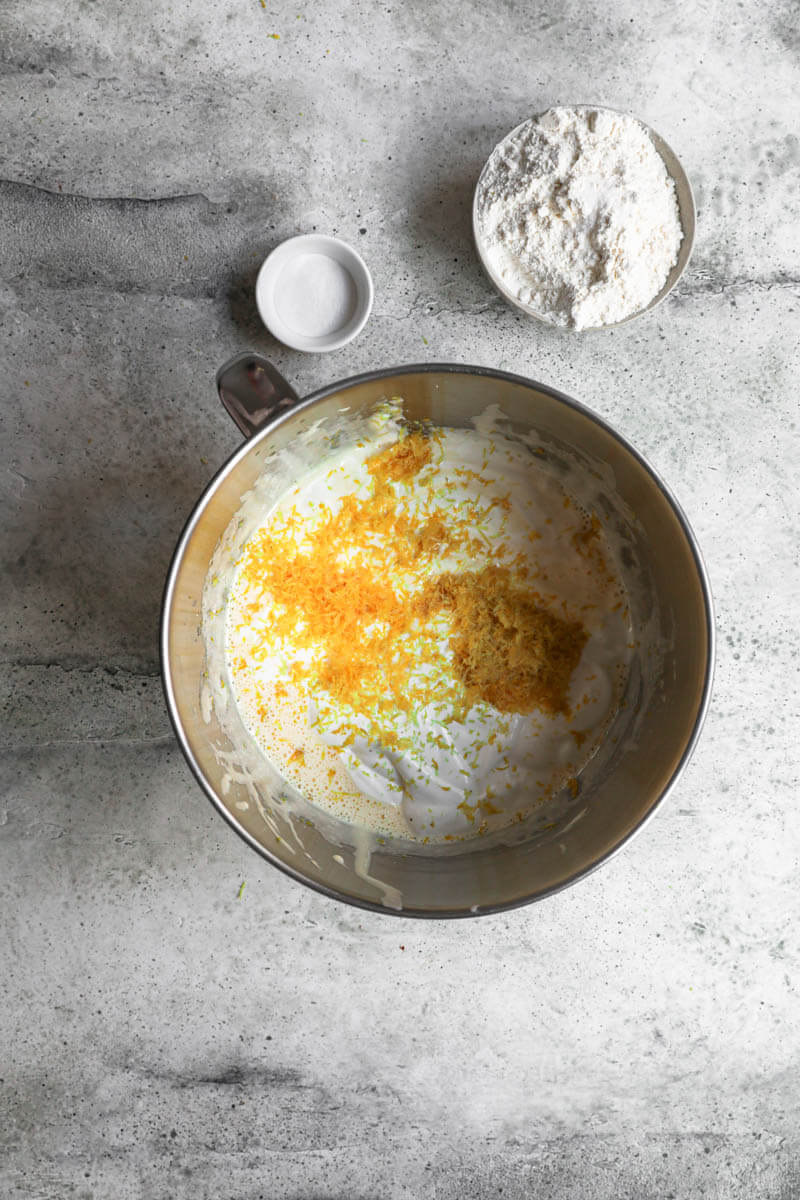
[1,0,799,1196]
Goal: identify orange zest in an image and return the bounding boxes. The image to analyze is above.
[234,430,589,745]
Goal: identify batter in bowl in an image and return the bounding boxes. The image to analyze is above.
[216,404,632,843]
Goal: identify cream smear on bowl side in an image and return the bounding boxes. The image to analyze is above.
[213,403,633,849]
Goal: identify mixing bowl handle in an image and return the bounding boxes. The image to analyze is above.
[216,352,300,438]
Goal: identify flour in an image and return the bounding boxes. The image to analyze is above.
[476,107,684,329]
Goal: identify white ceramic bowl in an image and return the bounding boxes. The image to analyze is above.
[473,106,696,332]
[255,234,374,352]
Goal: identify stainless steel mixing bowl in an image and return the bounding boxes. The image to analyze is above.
[161,357,714,917]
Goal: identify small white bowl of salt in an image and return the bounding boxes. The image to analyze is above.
[255,234,374,352]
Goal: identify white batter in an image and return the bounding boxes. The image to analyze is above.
[219,412,632,843]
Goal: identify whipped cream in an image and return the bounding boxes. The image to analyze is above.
[220,412,632,843]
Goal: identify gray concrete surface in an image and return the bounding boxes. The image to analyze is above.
[1,1,799,1197]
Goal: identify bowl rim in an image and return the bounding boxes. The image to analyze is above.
[472,104,697,332]
[160,361,715,918]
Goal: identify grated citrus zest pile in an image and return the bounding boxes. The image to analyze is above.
[419,566,588,718]
[234,430,590,748]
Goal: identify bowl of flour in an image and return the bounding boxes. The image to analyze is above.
[473,106,695,331]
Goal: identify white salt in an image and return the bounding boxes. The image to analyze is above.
[274,252,357,337]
